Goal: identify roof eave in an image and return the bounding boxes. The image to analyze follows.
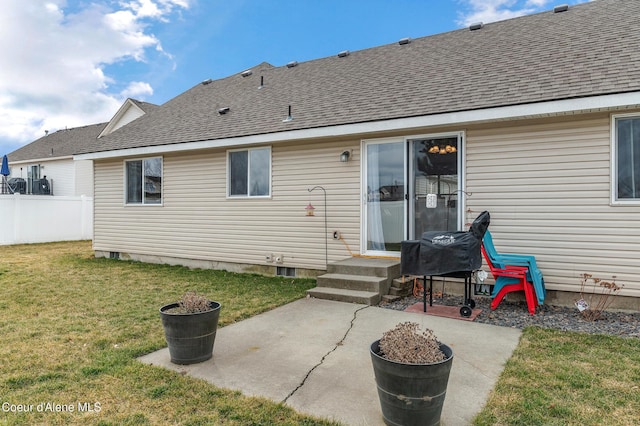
[10,155,74,165]
[74,91,640,161]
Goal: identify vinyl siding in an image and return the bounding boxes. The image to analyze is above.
[93,111,640,297]
[93,139,361,270]
[74,160,94,196]
[466,113,640,298]
[21,159,74,196]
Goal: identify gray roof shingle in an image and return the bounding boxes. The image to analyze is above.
[9,123,106,162]
[78,0,640,155]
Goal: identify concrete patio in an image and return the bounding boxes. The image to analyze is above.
[140,297,522,425]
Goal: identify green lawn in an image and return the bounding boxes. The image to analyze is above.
[0,241,339,425]
[1,241,638,425]
[473,328,640,425]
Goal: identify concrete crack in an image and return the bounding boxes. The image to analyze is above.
[282,305,370,404]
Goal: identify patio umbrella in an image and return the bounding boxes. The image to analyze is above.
[1,155,8,176]
[1,155,9,194]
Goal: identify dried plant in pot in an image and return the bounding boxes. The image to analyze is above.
[370,322,454,426]
[159,291,221,365]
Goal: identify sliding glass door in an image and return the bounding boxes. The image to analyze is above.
[409,136,461,237]
[363,140,406,254]
[362,133,463,255]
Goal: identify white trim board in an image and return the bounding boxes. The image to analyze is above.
[75,92,640,161]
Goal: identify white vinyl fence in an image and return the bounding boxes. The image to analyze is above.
[0,194,93,245]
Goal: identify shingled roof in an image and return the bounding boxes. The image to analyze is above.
[77,0,640,156]
[9,122,107,162]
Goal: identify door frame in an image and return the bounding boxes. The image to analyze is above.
[360,131,466,256]
[360,137,407,256]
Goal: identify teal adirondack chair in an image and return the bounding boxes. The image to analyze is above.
[482,230,546,305]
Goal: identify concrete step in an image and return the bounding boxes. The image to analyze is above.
[316,273,390,293]
[306,287,381,305]
[327,257,400,278]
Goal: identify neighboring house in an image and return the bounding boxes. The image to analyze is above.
[0,99,157,245]
[8,123,106,196]
[7,99,157,196]
[75,0,640,307]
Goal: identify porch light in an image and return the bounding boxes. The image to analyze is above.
[305,203,316,216]
[340,150,351,162]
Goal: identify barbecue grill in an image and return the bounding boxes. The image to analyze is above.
[401,211,490,317]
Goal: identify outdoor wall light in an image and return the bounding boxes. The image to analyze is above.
[340,150,351,162]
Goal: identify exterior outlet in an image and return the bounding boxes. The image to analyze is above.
[333,231,341,239]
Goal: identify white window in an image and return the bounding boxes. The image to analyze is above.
[613,115,640,203]
[125,157,162,204]
[228,147,271,197]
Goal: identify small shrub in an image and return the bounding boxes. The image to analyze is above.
[378,321,446,364]
[167,291,212,314]
[576,273,623,322]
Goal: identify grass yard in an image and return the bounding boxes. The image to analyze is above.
[474,327,640,425]
[0,241,339,425]
[1,241,639,425]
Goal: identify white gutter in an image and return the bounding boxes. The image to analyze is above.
[74,92,640,161]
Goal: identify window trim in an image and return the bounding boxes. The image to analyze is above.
[124,156,163,206]
[226,146,272,198]
[611,113,640,206]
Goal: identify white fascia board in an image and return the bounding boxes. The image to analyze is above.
[10,155,73,165]
[75,91,640,161]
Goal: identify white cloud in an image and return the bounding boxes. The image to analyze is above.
[456,0,590,27]
[0,0,188,152]
[121,81,154,99]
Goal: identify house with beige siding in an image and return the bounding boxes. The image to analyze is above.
[75,0,640,309]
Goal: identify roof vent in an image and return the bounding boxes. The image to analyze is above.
[241,69,253,77]
[337,50,350,58]
[282,105,293,122]
[398,37,411,45]
[553,4,569,13]
[286,61,298,68]
[469,22,484,31]
[218,107,230,115]
[201,78,213,85]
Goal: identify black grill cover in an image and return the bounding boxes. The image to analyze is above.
[401,211,490,276]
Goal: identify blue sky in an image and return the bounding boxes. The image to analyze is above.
[0,0,590,154]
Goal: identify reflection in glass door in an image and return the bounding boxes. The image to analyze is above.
[364,141,406,253]
[410,136,460,237]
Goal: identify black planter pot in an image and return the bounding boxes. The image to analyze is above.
[160,301,221,365]
[370,340,453,426]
